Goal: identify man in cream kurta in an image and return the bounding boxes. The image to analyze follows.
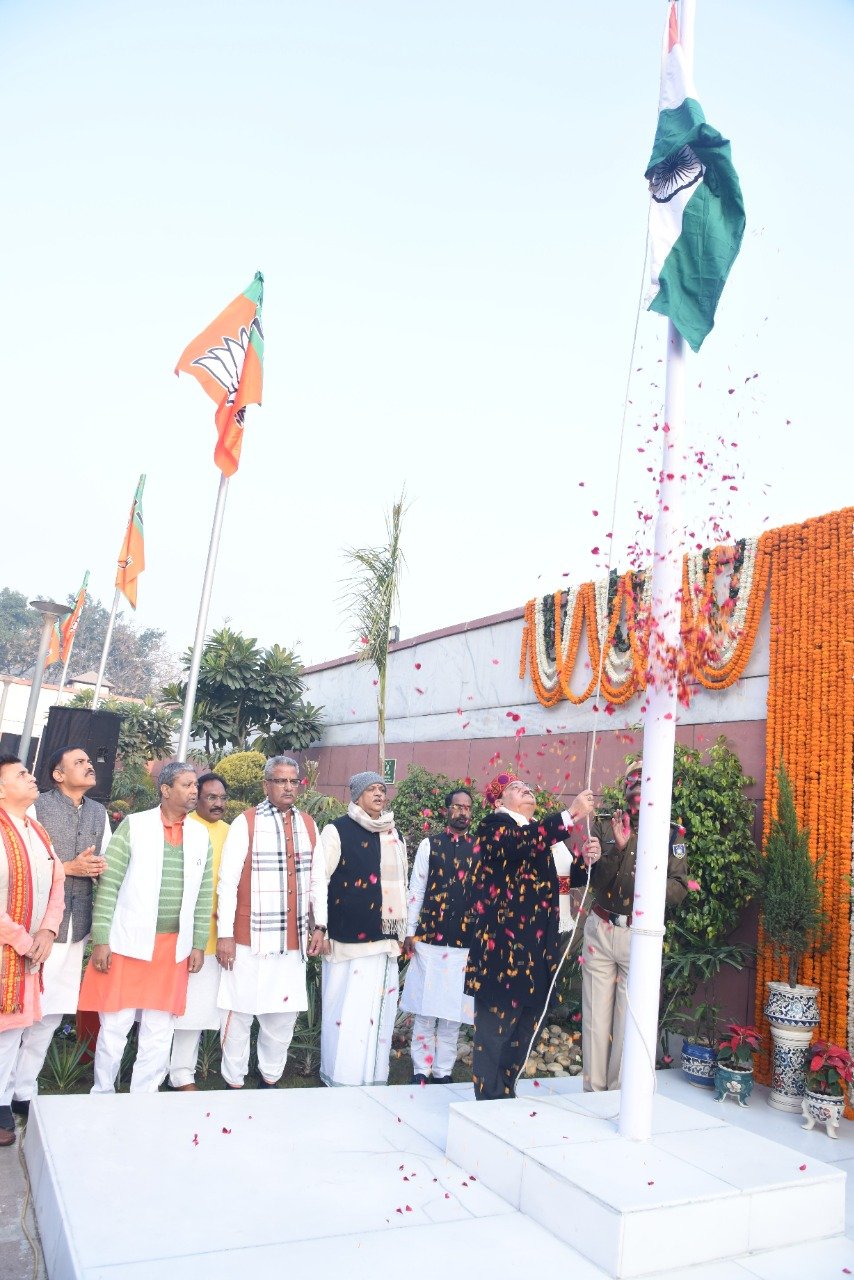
[168,772,230,1090]
[0,757,65,1147]
[217,756,327,1088]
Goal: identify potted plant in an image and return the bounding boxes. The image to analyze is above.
[801,1041,853,1139]
[678,1002,721,1089]
[714,1024,760,1107]
[759,761,828,1112]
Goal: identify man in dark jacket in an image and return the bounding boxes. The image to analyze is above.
[464,774,597,1100]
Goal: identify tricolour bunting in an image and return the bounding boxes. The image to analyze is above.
[175,272,264,477]
[645,2,745,352]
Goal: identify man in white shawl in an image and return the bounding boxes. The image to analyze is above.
[216,756,327,1088]
[320,771,407,1087]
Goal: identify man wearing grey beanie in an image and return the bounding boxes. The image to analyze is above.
[319,772,408,1086]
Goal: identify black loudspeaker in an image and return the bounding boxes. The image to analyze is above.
[34,707,122,805]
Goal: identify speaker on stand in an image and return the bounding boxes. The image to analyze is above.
[34,706,122,805]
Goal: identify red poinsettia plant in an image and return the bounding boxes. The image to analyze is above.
[805,1041,854,1097]
[716,1024,761,1071]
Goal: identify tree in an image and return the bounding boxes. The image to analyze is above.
[68,690,177,769]
[341,491,407,773]
[760,760,828,987]
[0,586,176,695]
[163,626,324,763]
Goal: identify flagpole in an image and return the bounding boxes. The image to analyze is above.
[177,474,230,760]
[619,0,696,1143]
[92,588,121,710]
[55,651,72,704]
[19,600,72,767]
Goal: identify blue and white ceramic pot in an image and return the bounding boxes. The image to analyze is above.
[681,1040,717,1088]
[764,981,820,1113]
[714,1064,754,1107]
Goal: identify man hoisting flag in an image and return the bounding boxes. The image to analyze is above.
[645,1,745,352]
[175,271,264,476]
[173,273,265,759]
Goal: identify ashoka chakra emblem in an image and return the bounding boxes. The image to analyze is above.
[648,144,704,203]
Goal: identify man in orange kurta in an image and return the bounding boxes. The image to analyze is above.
[0,756,65,1147]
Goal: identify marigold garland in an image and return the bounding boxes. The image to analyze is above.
[753,509,854,1095]
[522,532,768,707]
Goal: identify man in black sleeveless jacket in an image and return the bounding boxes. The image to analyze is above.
[464,774,597,1101]
[400,787,477,1084]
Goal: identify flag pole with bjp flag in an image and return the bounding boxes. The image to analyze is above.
[93,475,146,709]
[174,271,264,759]
[54,570,90,702]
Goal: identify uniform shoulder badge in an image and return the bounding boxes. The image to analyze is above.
[672,842,686,859]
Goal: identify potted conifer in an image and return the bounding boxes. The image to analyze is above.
[760,762,828,1112]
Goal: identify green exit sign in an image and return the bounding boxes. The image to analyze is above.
[383,758,397,784]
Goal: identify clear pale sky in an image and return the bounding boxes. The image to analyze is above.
[2,0,851,668]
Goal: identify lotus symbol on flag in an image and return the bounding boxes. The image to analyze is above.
[191,316,264,420]
[648,144,704,204]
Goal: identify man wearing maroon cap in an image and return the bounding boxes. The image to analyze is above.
[464,774,597,1101]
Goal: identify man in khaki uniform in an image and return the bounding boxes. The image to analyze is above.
[582,760,689,1092]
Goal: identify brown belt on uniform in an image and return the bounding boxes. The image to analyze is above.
[592,901,632,928]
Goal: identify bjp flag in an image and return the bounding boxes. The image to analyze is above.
[175,272,264,477]
[60,571,89,663]
[116,476,146,609]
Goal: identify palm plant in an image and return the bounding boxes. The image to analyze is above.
[341,491,407,772]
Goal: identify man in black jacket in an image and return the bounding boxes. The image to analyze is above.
[464,775,597,1100]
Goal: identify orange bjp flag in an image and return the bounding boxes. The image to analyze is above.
[175,272,264,477]
[116,475,146,609]
[60,571,89,663]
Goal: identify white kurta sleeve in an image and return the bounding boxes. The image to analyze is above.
[309,821,328,929]
[406,837,431,935]
[217,813,250,938]
[99,811,112,856]
[321,822,342,879]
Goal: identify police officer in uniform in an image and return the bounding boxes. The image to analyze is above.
[581,759,689,1092]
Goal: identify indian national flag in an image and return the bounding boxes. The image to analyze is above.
[175,272,264,477]
[645,2,745,353]
[116,475,146,609]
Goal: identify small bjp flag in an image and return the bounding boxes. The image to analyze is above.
[116,475,146,609]
[175,272,264,477]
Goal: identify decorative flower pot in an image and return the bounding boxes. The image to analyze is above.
[801,1089,845,1139]
[764,982,820,1112]
[714,1064,754,1107]
[681,1041,716,1089]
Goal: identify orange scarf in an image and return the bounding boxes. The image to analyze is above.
[0,809,52,1014]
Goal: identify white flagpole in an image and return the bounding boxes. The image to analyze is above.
[177,473,230,761]
[92,588,121,710]
[54,651,72,704]
[619,0,695,1143]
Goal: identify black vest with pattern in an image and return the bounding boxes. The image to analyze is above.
[327,815,384,944]
[34,789,108,943]
[415,831,476,949]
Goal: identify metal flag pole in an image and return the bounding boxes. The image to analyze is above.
[19,600,72,766]
[619,0,695,1143]
[55,652,73,704]
[92,588,121,710]
[176,473,230,760]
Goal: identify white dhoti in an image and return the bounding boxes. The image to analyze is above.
[169,953,223,1088]
[217,945,308,1088]
[400,943,473,1022]
[400,943,472,1080]
[320,952,399,1087]
[11,937,88,1103]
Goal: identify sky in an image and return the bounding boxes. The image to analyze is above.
[2,0,852,671]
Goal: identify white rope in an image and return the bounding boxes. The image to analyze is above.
[513,221,652,1096]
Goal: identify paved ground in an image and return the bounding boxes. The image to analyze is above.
[0,1116,44,1280]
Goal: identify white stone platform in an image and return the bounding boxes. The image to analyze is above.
[22,1073,854,1279]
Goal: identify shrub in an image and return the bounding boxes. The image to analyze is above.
[215,751,266,808]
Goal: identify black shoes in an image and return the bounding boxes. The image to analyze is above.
[432,1075,454,1084]
[411,1074,430,1085]
[10,1099,30,1118]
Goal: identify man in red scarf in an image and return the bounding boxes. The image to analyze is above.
[0,757,65,1147]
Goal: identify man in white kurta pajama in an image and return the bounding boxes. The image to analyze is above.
[216,756,327,1088]
[401,788,476,1084]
